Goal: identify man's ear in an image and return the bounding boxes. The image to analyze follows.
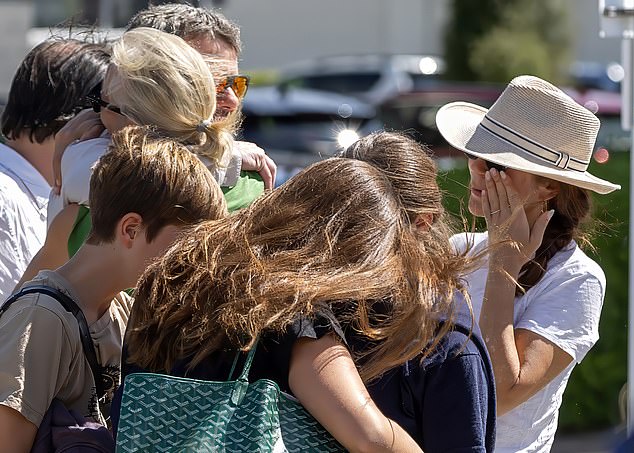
[117,213,144,249]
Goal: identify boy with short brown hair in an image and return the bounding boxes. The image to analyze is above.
[0,125,226,451]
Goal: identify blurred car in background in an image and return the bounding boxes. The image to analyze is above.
[563,87,627,153]
[277,53,445,104]
[240,85,378,185]
[569,60,623,93]
[376,82,504,158]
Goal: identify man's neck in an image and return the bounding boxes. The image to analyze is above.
[56,244,126,325]
[5,135,55,186]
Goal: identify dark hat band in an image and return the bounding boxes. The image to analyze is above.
[480,115,590,172]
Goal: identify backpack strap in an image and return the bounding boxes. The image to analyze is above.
[1,285,106,401]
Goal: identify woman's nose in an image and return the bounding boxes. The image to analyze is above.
[467,156,488,174]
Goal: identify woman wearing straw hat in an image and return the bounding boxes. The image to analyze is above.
[436,75,620,452]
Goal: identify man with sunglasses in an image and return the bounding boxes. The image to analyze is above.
[85,74,250,120]
[52,3,275,195]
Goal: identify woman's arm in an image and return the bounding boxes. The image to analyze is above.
[289,334,423,453]
[479,168,572,415]
[480,266,573,415]
[0,406,37,453]
[14,203,79,290]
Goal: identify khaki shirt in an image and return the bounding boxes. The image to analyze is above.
[0,270,132,427]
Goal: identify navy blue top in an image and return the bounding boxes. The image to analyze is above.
[367,318,496,453]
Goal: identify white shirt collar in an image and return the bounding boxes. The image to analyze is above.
[0,143,51,210]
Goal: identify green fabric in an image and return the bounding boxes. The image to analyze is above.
[68,205,91,258]
[66,171,264,259]
[116,343,344,452]
[222,170,265,212]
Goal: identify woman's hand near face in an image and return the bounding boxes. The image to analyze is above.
[479,168,571,415]
[482,168,553,272]
[53,110,105,194]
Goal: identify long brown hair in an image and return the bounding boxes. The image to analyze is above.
[127,158,462,382]
[517,181,593,294]
[342,131,476,319]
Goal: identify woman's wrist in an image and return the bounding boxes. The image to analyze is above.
[489,249,525,275]
[489,253,525,279]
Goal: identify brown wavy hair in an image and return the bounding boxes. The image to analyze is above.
[516,180,593,294]
[342,131,477,322]
[127,158,463,382]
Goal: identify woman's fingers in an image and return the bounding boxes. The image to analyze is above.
[500,171,522,211]
[481,189,491,219]
[490,169,511,216]
[529,209,554,252]
[483,170,500,218]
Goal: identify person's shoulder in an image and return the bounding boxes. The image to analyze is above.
[15,272,77,313]
[2,276,76,333]
[541,241,606,291]
[569,242,606,279]
[63,134,111,160]
[450,231,487,255]
[424,322,483,368]
[0,172,26,208]
[61,137,110,182]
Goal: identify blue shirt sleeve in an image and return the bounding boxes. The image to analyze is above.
[419,346,491,452]
[368,327,496,453]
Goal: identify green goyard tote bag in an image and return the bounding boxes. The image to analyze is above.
[115,342,345,452]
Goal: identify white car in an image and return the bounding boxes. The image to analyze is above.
[278,54,445,104]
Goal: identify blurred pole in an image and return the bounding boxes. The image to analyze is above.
[623,40,634,130]
[99,0,114,28]
[626,38,634,436]
[599,0,634,435]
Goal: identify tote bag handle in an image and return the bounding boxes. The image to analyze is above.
[228,337,260,405]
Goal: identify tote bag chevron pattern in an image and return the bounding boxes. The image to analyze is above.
[116,342,345,452]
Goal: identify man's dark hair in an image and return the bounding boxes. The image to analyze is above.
[1,39,110,144]
[127,3,241,55]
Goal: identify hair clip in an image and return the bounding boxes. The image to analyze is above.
[197,119,211,132]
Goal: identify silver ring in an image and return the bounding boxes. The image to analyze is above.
[490,209,501,214]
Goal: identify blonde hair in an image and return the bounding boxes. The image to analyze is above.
[108,27,234,167]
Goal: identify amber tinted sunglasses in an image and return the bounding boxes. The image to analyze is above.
[216,75,250,99]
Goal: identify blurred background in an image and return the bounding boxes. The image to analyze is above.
[3,0,629,449]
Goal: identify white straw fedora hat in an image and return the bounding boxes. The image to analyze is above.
[435,75,620,194]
